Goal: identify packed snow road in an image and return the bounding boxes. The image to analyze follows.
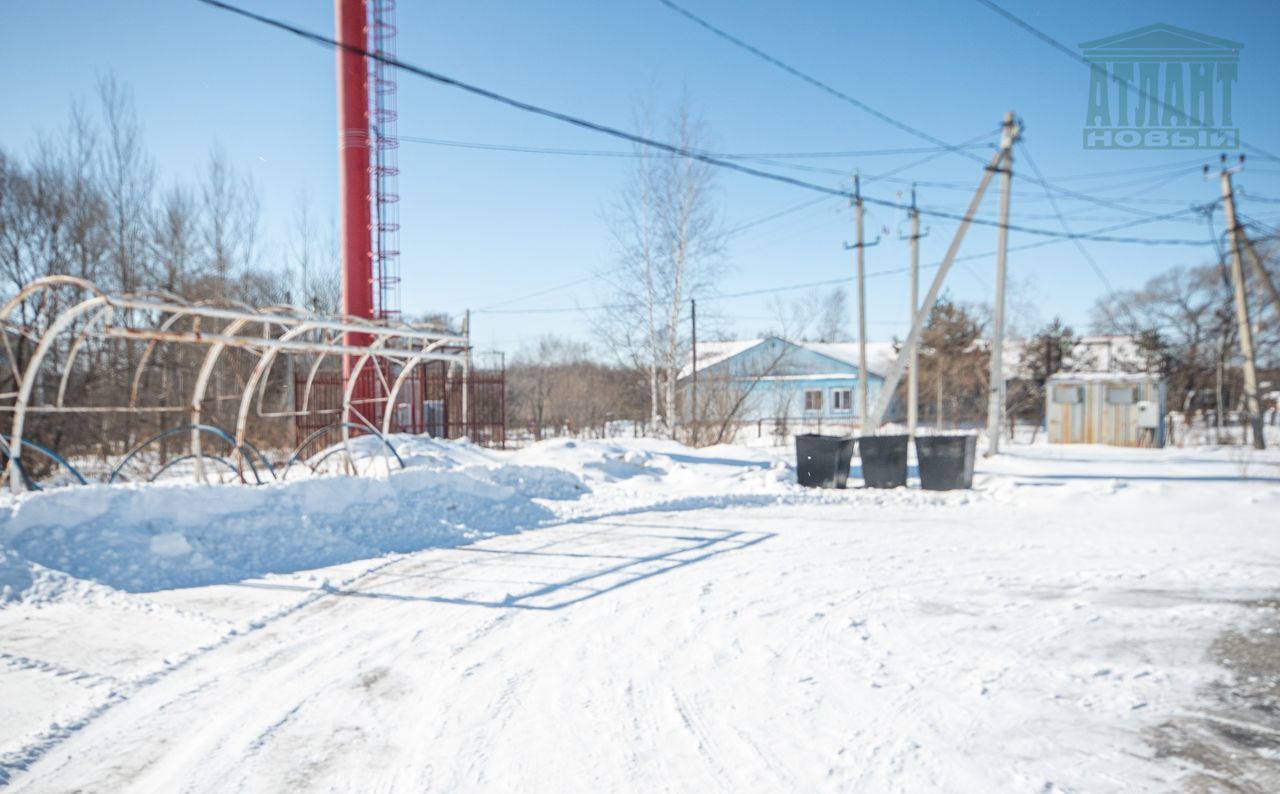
[2,441,1279,792]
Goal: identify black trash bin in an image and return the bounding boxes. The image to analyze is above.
[914,434,978,490]
[857,434,909,488]
[794,434,855,489]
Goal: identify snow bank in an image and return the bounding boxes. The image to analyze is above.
[0,458,580,594]
[0,545,120,605]
[0,431,1044,602]
[0,435,813,601]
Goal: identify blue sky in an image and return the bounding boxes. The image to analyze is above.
[2,1,1278,356]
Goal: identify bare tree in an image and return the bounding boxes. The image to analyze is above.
[507,335,646,441]
[200,145,259,300]
[810,287,853,343]
[289,204,342,314]
[152,185,198,294]
[1092,264,1237,422]
[97,75,155,295]
[599,97,722,437]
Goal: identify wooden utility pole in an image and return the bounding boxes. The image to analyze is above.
[690,298,698,446]
[986,111,1019,457]
[1219,158,1265,449]
[845,171,879,430]
[902,186,927,439]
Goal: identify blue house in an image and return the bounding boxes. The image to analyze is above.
[679,337,896,429]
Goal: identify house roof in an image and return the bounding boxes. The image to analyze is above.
[682,334,1150,383]
[680,339,767,380]
[801,341,899,378]
[680,337,896,380]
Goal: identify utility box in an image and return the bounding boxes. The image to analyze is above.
[1046,373,1165,447]
[1135,400,1160,429]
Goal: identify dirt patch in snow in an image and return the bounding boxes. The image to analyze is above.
[1147,598,1280,793]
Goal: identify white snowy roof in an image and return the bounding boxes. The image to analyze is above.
[681,338,896,380]
[801,341,898,378]
[1046,371,1162,383]
[682,334,1150,383]
[679,339,767,380]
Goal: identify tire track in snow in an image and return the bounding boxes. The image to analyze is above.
[0,552,412,786]
[0,652,118,689]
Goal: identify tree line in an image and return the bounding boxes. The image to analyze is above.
[0,77,341,470]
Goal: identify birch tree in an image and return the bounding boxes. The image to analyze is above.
[599,98,722,436]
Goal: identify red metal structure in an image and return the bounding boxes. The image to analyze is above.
[336,0,374,422]
[296,363,507,450]
[370,0,401,321]
[321,2,507,448]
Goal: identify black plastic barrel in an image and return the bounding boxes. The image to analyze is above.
[914,434,977,490]
[857,434,909,488]
[794,434,855,489]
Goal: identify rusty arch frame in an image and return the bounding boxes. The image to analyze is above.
[0,277,467,492]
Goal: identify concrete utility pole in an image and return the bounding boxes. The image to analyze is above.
[864,125,1009,432]
[690,298,698,446]
[902,186,927,439]
[1219,158,1266,450]
[986,111,1019,457]
[845,172,879,430]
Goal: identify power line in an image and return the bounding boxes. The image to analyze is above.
[971,0,1280,164]
[477,207,1208,317]
[477,267,625,311]
[652,0,1199,220]
[400,134,990,160]
[1019,141,1126,311]
[723,195,835,236]
[476,267,912,316]
[1038,157,1210,182]
[201,0,1215,247]
[479,195,838,311]
[867,128,1001,182]
[655,0,991,168]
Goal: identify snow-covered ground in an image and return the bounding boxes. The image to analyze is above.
[1,437,1278,791]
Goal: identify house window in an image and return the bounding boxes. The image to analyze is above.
[1106,386,1137,405]
[1052,385,1082,404]
[831,388,852,412]
[804,389,823,411]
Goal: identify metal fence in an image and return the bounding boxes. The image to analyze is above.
[295,360,505,450]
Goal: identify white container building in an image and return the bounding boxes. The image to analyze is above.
[1045,372,1166,447]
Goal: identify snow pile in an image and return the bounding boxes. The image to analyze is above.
[0,460,579,594]
[0,545,119,605]
[0,545,33,602]
[0,435,818,600]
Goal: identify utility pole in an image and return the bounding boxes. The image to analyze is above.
[986,111,1019,457]
[865,128,1008,432]
[845,171,879,430]
[900,186,927,439]
[1218,156,1265,449]
[690,298,698,446]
